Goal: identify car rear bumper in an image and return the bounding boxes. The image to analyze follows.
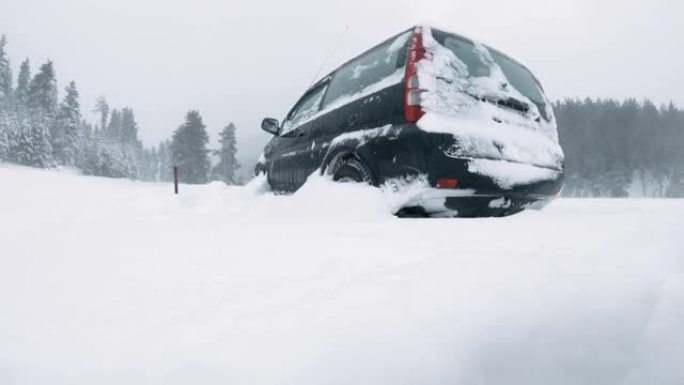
[393,154,563,217]
[394,187,558,217]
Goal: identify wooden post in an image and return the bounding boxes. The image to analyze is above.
[173,166,179,194]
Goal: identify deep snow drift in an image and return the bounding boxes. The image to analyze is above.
[1,164,683,385]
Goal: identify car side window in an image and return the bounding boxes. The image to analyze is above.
[322,31,410,108]
[281,84,328,135]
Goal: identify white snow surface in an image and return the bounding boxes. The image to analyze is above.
[1,164,683,385]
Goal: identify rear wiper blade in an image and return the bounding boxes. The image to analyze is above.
[495,97,530,114]
[465,92,530,114]
[438,79,532,115]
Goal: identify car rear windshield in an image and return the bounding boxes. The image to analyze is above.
[431,29,547,110]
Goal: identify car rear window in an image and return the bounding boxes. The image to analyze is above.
[322,31,410,108]
[489,50,545,106]
[431,29,547,111]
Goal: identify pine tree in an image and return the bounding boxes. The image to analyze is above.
[119,108,145,179]
[107,109,121,141]
[0,97,24,164]
[28,114,55,168]
[15,59,30,105]
[0,35,12,100]
[11,109,55,168]
[120,108,139,144]
[27,61,58,115]
[11,112,32,165]
[93,96,109,133]
[0,101,11,160]
[79,118,92,139]
[53,81,81,165]
[0,127,8,161]
[211,122,240,184]
[170,110,210,184]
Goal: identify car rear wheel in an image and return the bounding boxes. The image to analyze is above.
[332,157,373,185]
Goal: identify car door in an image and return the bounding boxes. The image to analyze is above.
[267,82,328,192]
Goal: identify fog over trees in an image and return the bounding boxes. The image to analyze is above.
[1,34,683,196]
[555,99,684,198]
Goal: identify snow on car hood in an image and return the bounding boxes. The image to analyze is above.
[416,27,564,171]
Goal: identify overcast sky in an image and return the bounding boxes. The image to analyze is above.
[2,0,682,161]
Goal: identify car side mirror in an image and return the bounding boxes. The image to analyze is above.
[261,118,280,135]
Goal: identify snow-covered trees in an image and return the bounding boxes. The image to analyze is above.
[120,108,138,144]
[0,35,13,161]
[4,107,55,168]
[79,96,160,180]
[14,59,30,105]
[211,123,240,184]
[106,108,120,141]
[27,61,58,115]
[24,113,55,168]
[170,110,210,184]
[0,102,12,160]
[0,36,13,161]
[157,140,172,181]
[76,135,136,179]
[0,34,239,183]
[0,36,165,178]
[52,81,81,165]
[93,96,109,134]
[0,35,12,100]
[555,98,684,197]
[85,105,148,179]
[0,40,55,169]
[102,106,139,145]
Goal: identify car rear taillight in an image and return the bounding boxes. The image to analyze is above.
[436,178,459,189]
[404,27,426,122]
[553,185,563,196]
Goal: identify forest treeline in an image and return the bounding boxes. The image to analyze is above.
[1,34,683,196]
[0,35,240,185]
[555,99,684,197]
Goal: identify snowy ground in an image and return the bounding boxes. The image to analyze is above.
[1,164,683,385]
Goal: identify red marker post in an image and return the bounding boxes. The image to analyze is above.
[173,166,179,194]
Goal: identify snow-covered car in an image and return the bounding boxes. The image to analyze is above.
[257,26,564,217]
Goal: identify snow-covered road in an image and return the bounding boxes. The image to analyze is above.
[1,164,683,385]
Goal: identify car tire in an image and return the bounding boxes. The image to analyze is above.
[332,157,373,185]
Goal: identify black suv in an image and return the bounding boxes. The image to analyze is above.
[256,26,564,217]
